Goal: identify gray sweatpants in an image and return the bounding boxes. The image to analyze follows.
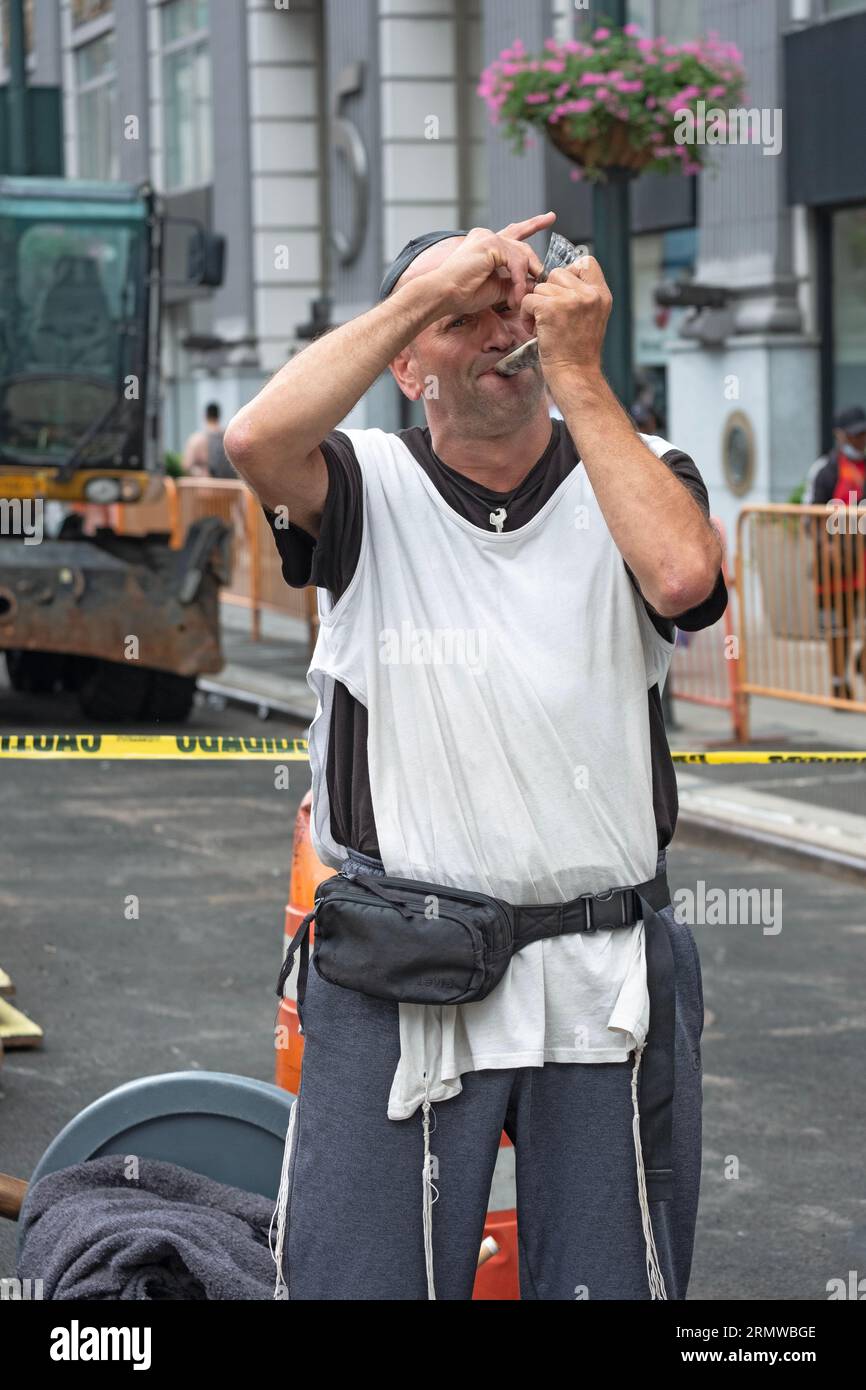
[272,850,704,1301]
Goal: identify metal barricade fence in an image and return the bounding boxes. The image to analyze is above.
[668,517,745,741]
[736,503,866,719]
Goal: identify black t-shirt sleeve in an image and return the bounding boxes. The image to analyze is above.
[262,430,364,602]
[624,446,728,638]
[809,455,838,505]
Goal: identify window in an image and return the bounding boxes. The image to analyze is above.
[565,1,701,42]
[71,0,113,27]
[655,0,701,42]
[161,0,213,191]
[0,208,146,465]
[823,0,866,14]
[832,205,866,414]
[75,31,118,180]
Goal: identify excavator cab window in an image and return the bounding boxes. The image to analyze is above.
[0,214,146,466]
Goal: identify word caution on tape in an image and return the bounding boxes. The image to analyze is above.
[0,734,312,759]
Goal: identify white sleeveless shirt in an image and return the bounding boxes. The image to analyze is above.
[305,427,676,1121]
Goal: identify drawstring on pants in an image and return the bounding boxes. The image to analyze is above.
[270,1097,300,1299]
[630,1042,668,1300]
[421,1071,438,1300]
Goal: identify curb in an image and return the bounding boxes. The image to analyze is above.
[676,808,866,882]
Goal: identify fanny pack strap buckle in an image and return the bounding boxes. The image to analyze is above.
[578,886,616,933]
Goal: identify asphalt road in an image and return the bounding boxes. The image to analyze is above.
[0,680,864,1300]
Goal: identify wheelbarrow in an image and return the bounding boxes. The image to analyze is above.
[0,1069,296,1266]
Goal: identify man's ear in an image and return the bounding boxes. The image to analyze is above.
[390,346,424,402]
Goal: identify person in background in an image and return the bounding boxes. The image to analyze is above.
[183,401,237,479]
[803,405,866,703]
[631,400,661,437]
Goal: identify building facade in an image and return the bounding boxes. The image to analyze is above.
[1,0,863,538]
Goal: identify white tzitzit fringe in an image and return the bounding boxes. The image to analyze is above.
[421,1071,439,1300]
[630,1043,668,1300]
[269,1098,299,1299]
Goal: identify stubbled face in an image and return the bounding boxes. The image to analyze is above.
[391,238,547,438]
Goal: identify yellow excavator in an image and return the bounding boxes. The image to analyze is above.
[0,174,231,722]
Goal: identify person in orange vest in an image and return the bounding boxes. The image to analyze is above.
[804,405,866,702]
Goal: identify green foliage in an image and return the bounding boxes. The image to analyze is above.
[163,450,184,478]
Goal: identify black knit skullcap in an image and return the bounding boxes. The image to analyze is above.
[378,230,469,301]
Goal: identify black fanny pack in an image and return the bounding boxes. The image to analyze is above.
[277,863,670,1016]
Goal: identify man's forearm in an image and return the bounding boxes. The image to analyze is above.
[227,276,444,464]
[550,370,721,616]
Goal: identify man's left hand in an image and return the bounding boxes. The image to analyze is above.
[518,254,612,380]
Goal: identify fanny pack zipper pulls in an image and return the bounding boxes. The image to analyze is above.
[341,872,414,920]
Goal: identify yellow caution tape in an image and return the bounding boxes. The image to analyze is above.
[0,734,311,759]
[1,735,866,763]
[673,752,866,764]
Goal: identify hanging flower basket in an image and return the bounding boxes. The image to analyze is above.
[546,118,657,173]
[478,22,746,183]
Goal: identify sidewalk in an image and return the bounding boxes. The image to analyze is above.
[670,693,866,875]
[216,603,866,875]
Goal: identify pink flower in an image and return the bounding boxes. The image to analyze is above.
[524,92,549,104]
[683,160,702,175]
[709,84,726,98]
[616,79,644,93]
[565,97,594,114]
[595,88,609,99]
[593,27,611,41]
[554,81,570,100]
[646,96,657,108]
[543,59,566,73]
[623,22,642,37]
[570,168,584,182]
[664,62,679,73]
[679,84,701,100]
